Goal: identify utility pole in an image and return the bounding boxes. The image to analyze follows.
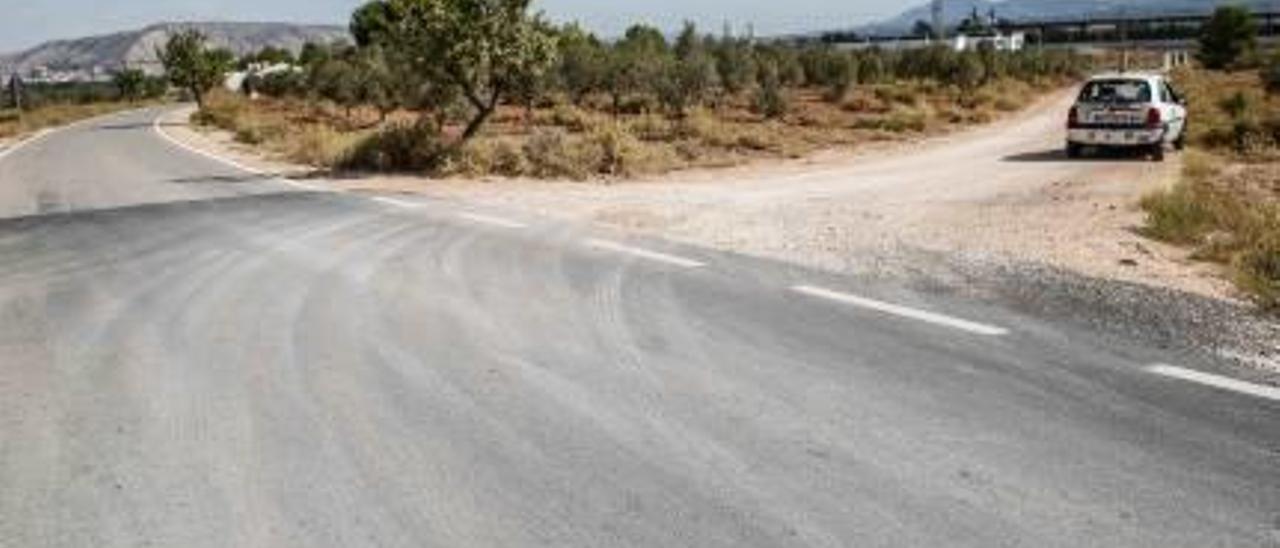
[7,74,22,113]
[932,0,946,41]
[1119,7,1130,72]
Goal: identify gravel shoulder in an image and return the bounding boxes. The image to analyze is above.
[161,98,1280,376]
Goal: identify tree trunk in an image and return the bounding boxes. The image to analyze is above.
[459,105,494,142]
[191,86,205,112]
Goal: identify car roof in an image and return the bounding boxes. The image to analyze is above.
[1087,72,1164,83]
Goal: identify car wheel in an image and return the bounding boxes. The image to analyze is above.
[1173,127,1186,151]
[1150,144,1165,162]
[1066,142,1083,159]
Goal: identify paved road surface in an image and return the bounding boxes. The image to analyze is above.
[0,108,1276,547]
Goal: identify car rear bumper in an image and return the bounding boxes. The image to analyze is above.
[1068,127,1164,146]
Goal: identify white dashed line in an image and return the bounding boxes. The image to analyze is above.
[585,239,705,268]
[150,113,324,192]
[791,285,1010,336]
[372,196,424,208]
[1146,364,1280,402]
[457,212,527,229]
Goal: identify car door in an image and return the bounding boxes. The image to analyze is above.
[1162,81,1188,142]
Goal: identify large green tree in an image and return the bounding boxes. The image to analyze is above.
[555,24,607,106]
[1198,5,1259,70]
[605,24,670,114]
[351,1,396,47]
[370,0,557,142]
[156,30,233,111]
[113,69,147,102]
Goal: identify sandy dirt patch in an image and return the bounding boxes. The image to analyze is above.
[162,95,1231,303]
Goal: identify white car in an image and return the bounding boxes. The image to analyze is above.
[1066,73,1188,161]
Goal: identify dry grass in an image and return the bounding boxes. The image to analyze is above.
[0,101,151,140]
[203,76,1068,181]
[194,91,369,168]
[1141,68,1280,308]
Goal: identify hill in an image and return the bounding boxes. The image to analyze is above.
[0,22,348,80]
[862,0,1275,36]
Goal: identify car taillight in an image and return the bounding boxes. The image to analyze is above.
[1068,107,1080,129]
[1146,107,1162,129]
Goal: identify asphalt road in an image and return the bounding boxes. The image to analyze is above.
[0,108,1277,548]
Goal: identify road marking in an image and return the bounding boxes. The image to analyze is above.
[1146,364,1280,402]
[0,129,53,163]
[791,285,1010,336]
[372,196,424,209]
[1,106,165,165]
[585,239,705,268]
[458,212,527,229]
[150,112,324,192]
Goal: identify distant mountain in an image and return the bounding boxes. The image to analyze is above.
[862,0,1275,36]
[0,22,349,79]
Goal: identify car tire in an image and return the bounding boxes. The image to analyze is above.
[1174,127,1186,151]
[1150,144,1165,162]
[1066,142,1083,159]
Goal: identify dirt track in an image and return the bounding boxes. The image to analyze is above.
[311,91,1228,301]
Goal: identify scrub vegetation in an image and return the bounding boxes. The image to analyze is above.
[0,76,166,140]
[185,0,1088,179]
[1141,66,1280,308]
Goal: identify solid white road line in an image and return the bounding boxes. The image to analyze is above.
[1,106,161,165]
[372,196,425,209]
[1146,364,1280,402]
[150,113,324,191]
[457,212,527,229]
[791,285,1010,336]
[0,129,53,163]
[585,239,705,268]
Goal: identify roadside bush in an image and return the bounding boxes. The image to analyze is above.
[1264,54,1280,94]
[286,125,353,167]
[1140,181,1217,244]
[589,123,641,176]
[1203,91,1271,153]
[344,121,446,172]
[754,62,789,119]
[522,128,596,179]
[1235,232,1280,309]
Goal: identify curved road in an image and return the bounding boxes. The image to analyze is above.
[0,108,1276,547]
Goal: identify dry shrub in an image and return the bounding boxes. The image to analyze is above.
[841,90,890,114]
[1,102,143,139]
[345,121,445,172]
[1142,150,1280,308]
[1235,232,1280,309]
[874,85,922,107]
[522,128,596,179]
[675,108,737,148]
[286,125,355,167]
[626,113,672,141]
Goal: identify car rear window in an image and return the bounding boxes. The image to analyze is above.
[1078,80,1152,104]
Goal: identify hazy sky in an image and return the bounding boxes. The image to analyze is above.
[0,0,908,52]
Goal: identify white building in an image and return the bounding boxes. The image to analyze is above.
[953,31,1026,52]
[837,31,1027,52]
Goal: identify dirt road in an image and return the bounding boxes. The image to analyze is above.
[354,91,1214,298]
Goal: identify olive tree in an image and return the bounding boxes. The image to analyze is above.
[1198,5,1259,70]
[156,30,232,111]
[113,68,147,102]
[555,24,608,105]
[377,0,558,142]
